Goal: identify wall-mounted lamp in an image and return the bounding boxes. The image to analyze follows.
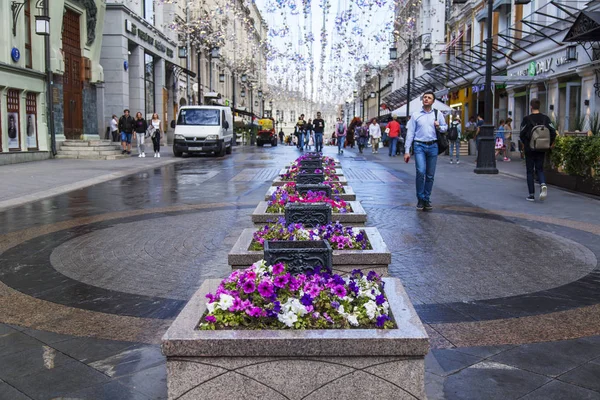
[241,89,246,97]
[549,104,554,111]
[210,47,220,58]
[584,99,590,106]
[508,111,512,117]
[219,73,225,83]
[241,74,247,82]
[258,90,263,98]
[353,90,357,97]
[422,48,432,62]
[254,101,259,106]
[178,46,187,58]
[269,100,273,108]
[388,74,394,84]
[369,91,376,98]
[35,15,50,36]
[389,47,398,60]
[566,45,577,61]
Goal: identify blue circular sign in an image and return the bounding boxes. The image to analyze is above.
[11,48,20,63]
[124,60,129,71]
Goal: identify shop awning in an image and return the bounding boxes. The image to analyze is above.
[564,11,600,42]
[166,62,197,79]
[439,31,465,54]
[492,0,510,11]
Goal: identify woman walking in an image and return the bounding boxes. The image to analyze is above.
[495,119,506,160]
[134,112,148,157]
[150,113,162,157]
[503,118,513,161]
[110,115,119,142]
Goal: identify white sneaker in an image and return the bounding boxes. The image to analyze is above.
[456,160,460,164]
[142,152,146,158]
[539,184,547,201]
[450,160,454,164]
[157,153,160,158]
[154,153,157,158]
[138,153,142,158]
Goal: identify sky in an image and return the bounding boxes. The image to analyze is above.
[254,0,398,106]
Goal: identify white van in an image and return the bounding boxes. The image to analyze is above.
[172,105,234,157]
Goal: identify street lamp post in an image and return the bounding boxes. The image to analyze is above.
[474,0,499,174]
[36,0,56,155]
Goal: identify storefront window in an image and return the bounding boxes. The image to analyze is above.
[145,53,155,117]
[559,82,581,132]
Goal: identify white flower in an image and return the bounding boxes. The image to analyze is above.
[338,305,346,315]
[364,300,378,320]
[297,229,310,239]
[278,311,298,327]
[206,302,216,313]
[381,301,390,312]
[347,314,359,326]
[253,259,268,275]
[289,299,307,316]
[218,294,234,311]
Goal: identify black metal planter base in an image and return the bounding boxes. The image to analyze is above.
[284,202,332,227]
[300,160,323,169]
[264,240,333,274]
[296,172,325,185]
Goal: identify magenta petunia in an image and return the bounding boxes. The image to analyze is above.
[273,274,289,288]
[205,315,216,323]
[332,285,347,298]
[246,306,262,317]
[242,279,256,294]
[258,279,274,298]
[272,263,285,275]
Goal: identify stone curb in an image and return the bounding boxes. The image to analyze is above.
[0,158,185,213]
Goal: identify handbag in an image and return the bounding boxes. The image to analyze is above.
[434,109,448,155]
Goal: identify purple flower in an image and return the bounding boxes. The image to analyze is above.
[332,285,347,298]
[288,276,301,291]
[246,306,263,317]
[307,285,321,298]
[205,315,216,323]
[375,294,386,305]
[376,315,390,328]
[206,293,215,303]
[274,274,289,288]
[349,281,360,295]
[330,301,340,309]
[258,280,274,298]
[273,301,281,313]
[272,263,285,275]
[367,271,379,282]
[242,279,256,294]
[300,294,313,306]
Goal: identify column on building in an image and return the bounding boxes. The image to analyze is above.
[101,35,130,121]
[128,45,145,117]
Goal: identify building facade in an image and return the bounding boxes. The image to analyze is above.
[0,0,105,165]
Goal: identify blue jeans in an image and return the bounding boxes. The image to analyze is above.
[449,140,460,160]
[315,133,323,152]
[414,141,438,201]
[388,137,398,156]
[337,136,346,153]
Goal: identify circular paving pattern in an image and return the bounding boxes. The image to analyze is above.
[50,211,241,300]
[367,206,598,304]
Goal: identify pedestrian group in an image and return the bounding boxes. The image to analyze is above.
[117,109,163,158]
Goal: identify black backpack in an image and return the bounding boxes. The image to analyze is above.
[448,123,459,141]
[434,109,449,155]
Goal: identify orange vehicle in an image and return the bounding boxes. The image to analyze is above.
[257,118,277,147]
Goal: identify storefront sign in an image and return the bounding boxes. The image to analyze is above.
[508,47,585,79]
[125,19,174,58]
[472,83,495,93]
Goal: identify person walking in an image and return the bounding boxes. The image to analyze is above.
[335,118,347,154]
[448,116,462,164]
[305,119,314,150]
[369,118,381,153]
[404,91,448,211]
[313,112,325,152]
[295,114,306,150]
[356,120,368,154]
[110,115,119,142]
[385,115,401,157]
[475,114,484,152]
[279,129,284,145]
[495,119,506,160]
[118,109,135,155]
[133,112,148,157]
[504,118,513,161]
[150,113,162,157]
[519,98,556,202]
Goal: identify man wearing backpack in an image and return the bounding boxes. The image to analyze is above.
[335,118,347,154]
[519,98,556,202]
[448,116,462,164]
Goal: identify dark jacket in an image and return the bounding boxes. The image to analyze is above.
[133,118,148,134]
[118,115,135,134]
[305,123,314,132]
[519,113,556,153]
[313,118,325,133]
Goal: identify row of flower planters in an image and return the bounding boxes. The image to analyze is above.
[273,175,348,186]
[162,153,429,399]
[264,185,356,201]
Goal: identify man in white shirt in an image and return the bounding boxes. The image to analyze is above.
[368,118,381,153]
[404,91,448,211]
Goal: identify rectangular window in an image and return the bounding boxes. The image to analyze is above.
[26,92,38,149]
[144,53,155,118]
[290,111,295,123]
[7,89,21,151]
[177,109,220,126]
[144,0,154,25]
[24,0,32,68]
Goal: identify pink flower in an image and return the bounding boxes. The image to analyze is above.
[246,306,263,317]
[258,279,274,298]
[273,274,289,288]
[205,315,216,323]
[272,263,285,275]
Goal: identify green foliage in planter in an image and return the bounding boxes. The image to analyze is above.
[589,113,600,136]
[551,136,600,177]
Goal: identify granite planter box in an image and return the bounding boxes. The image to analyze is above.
[272,176,348,186]
[162,277,429,400]
[265,185,357,201]
[228,227,391,276]
[280,168,344,176]
[251,201,366,225]
[264,240,333,274]
[285,203,332,227]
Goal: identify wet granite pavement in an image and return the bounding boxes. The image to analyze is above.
[0,144,599,399]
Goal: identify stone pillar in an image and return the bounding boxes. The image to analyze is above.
[100,34,129,122]
[154,58,166,145]
[95,82,106,140]
[129,45,145,117]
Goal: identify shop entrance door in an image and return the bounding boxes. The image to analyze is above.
[565,83,581,132]
[62,9,83,139]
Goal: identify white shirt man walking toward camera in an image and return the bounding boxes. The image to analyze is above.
[404,91,448,211]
